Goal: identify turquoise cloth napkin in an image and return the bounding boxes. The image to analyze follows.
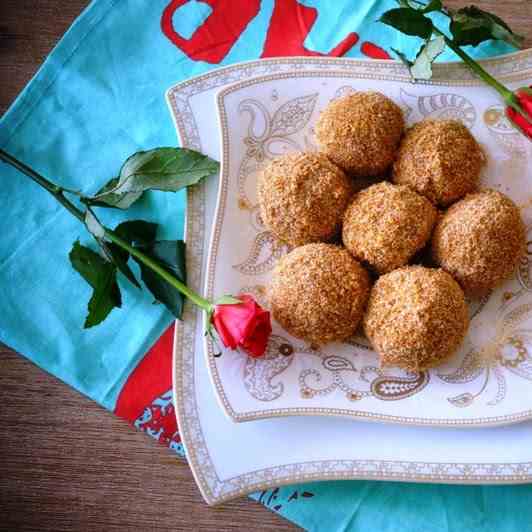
[0,0,528,530]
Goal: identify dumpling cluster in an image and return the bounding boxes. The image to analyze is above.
[257,91,525,371]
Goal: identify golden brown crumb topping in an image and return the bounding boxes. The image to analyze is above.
[258,152,353,247]
[363,266,469,371]
[315,92,404,177]
[343,181,437,274]
[432,189,526,294]
[269,243,370,345]
[392,119,484,206]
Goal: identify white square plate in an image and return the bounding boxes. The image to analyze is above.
[168,54,532,505]
[206,59,532,427]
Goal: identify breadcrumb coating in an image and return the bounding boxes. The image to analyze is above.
[363,266,469,371]
[315,92,404,177]
[432,190,526,295]
[342,182,437,274]
[269,243,370,345]
[392,119,484,206]
[257,152,353,246]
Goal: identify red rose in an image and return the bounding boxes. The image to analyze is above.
[212,294,272,357]
[506,86,532,140]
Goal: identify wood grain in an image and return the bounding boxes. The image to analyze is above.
[0,348,298,532]
[0,1,530,530]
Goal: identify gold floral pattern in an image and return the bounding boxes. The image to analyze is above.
[483,104,530,183]
[484,104,529,158]
[296,348,429,402]
[233,231,291,275]
[498,225,532,311]
[438,304,532,407]
[400,89,477,127]
[243,331,430,403]
[371,372,430,400]
[244,335,295,401]
[236,93,318,210]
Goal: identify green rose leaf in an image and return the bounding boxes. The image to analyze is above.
[132,240,187,319]
[410,35,445,80]
[86,148,219,209]
[97,239,140,288]
[86,212,142,288]
[84,209,105,239]
[421,0,442,14]
[69,240,122,328]
[94,220,158,289]
[394,0,441,9]
[86,177,144,210]
[379,8,433,39]
[114,220,158,247]
[392,47,414,68]
[450,6,524,48]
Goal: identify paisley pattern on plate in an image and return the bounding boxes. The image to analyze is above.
[207,65,532,425]
[233,231,291,275]
[243,336,430,403]
[400,89,477,126]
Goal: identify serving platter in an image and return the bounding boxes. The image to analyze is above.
[209,61,532,426]
[168,53,532,505]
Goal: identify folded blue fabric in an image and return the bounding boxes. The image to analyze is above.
[1,0,527,530]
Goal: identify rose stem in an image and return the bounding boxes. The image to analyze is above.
[0,148,212,311]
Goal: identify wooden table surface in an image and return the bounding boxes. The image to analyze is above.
[1,1,530,531]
